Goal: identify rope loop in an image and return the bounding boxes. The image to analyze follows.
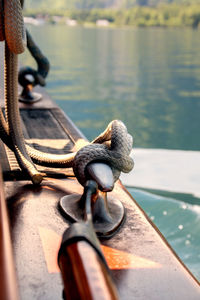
[18,29,50,91]
[73,120,134,187]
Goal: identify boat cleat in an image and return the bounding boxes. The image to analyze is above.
[59,163,125,238]
[18,71,42,103]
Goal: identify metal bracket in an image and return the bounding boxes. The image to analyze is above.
[19,85,42,103]
[59,164,126,239]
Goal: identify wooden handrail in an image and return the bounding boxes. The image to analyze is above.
[0,168,19,300]
[58,240,119,300]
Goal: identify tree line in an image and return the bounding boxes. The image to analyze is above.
[24,4,200,28]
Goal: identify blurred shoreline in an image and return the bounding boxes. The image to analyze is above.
[24,4,200,29]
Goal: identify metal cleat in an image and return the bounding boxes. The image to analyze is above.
[59,162,125,238]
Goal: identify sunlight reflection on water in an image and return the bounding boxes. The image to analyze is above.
[127,187,200,280]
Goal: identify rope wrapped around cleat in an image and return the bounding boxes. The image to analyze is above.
[73,120,134,186]
[0,0,134,185]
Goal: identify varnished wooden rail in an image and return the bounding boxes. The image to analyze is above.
[0,167,19,300]
[58,240,119,300]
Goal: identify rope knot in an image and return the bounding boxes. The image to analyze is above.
[73,120,134,187]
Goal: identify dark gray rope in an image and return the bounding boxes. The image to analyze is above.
[73,120,134,186]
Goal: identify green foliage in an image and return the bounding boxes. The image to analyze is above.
[24,0,119,11]
[23,1,200,28]
[24,0,200,11]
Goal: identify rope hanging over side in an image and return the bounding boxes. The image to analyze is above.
[4,0,26,54]
[1,0,43,184]
[0,0,134,186]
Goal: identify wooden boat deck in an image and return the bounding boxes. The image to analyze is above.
[0,89,200,299]
[0,93,86,180]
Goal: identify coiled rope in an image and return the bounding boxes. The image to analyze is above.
[0,0,134,185]
[18,29,50,89]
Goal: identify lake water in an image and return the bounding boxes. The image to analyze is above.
[22,25,200,281]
